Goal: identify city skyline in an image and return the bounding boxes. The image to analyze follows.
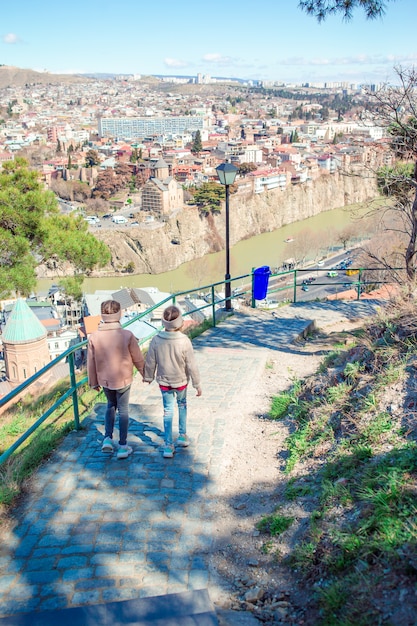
[1,0,416,85]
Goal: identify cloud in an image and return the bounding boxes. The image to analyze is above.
[164,57,189,68]
[279,53,417,69]
[202,53,234,66]
[3,33,20,44]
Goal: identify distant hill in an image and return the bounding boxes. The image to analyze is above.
[0,65,92,88]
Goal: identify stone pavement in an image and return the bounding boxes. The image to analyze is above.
[0,300,384,622]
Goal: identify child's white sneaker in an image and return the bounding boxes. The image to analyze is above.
[176,434,190,447]
[117,445,132,460]
[163,445,175,459]
[101,437,114,453]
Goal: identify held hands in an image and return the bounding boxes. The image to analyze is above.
[93,385,101,392]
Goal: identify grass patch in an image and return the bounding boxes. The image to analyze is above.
[256,510,295,536]
[269,379,301,420]
[265,302,417,622]
[186,317,213,340]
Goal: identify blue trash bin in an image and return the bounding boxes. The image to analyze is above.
[253,266,270,300]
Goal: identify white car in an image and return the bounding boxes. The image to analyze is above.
[112,215,128,224]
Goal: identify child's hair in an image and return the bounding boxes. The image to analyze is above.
[101,299,121,315]
[163,305,180,322]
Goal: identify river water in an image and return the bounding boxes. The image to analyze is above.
[37,204,372,295]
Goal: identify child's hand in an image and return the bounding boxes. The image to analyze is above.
[196,386,202,397]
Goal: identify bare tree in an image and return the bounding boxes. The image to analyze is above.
[364,66,417,281]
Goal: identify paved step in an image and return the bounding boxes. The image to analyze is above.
[0,589,218,625]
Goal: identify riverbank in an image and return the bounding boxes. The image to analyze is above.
[36,201,377,296]
[36,168,378,289]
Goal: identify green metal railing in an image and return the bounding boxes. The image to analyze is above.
[0,264,398,466]
[0,273,251,466]
[252,266,401,306]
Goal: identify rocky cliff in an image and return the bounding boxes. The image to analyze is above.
[88,170,378,277]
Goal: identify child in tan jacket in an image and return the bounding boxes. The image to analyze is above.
[88,300,145,459]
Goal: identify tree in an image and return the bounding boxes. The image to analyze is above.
[130,148,139,163]
[367,67,417,280]
[238,162,258,176]
[93,169,117,199]
[84,149,100,168]
[59,276,84,301]
[0,158,111,297]
[115,162,133,187]
[191,183,225,215]
[337,224,358,250]
[191,130,203,155]
[298,0,392,22]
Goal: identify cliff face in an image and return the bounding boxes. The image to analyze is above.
[42,171,376,278]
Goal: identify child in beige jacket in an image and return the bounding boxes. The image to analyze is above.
[144,305,202,458]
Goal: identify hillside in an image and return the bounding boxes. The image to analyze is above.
[0,65,92,88]
[213,298,417,625]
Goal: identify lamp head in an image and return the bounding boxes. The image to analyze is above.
[216,161,238,186]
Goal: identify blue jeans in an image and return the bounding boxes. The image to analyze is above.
[103,385,131,446]
[161,387,187,446]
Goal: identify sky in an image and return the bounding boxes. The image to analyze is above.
[1,0,416,85]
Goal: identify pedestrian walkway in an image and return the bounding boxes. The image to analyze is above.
[0,300,384,623]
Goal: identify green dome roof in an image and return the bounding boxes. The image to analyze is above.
[2,298,47,343]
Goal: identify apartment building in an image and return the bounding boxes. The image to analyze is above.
[98,116,205,140]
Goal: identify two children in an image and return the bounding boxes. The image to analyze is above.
[144,305,202,458]
[88,301,201,460]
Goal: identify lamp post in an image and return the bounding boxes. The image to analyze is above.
[216,161,238,311]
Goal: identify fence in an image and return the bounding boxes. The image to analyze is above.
[0,265,398,465]
[0,274,251,466]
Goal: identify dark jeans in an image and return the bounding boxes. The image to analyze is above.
[103,384,131,446]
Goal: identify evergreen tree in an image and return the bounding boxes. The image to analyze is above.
[191,182,225,215]
[191,130,203,155]
[299,0,391,21]
[0,158,111,297]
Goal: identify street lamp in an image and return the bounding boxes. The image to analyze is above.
[216,161,238,311]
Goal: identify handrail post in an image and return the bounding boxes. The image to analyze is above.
[68,352,80,430]
[251,267,255,308]
[211,285,216,327]
[357,269,362,300]
[293,269,297,303]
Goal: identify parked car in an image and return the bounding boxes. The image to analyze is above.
[112,215,128,224]
[301,285,309,291]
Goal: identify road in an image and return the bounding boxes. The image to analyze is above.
[267,248,361,303]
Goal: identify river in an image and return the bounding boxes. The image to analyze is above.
[36,203,373,296]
